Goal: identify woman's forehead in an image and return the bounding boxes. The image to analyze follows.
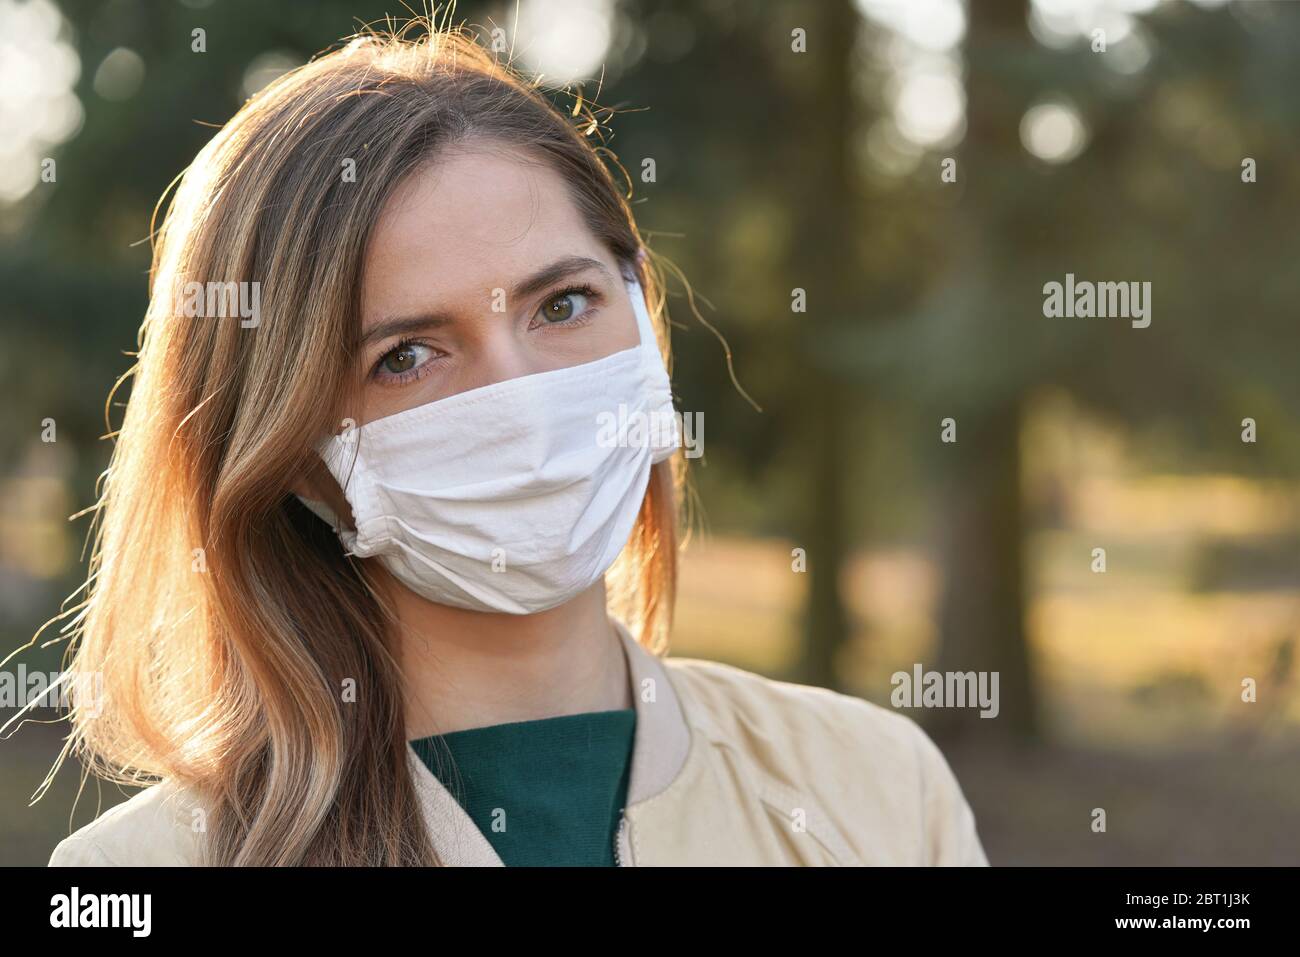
[359,147,609,325]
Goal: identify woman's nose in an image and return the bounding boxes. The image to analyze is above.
[469,332,542,391]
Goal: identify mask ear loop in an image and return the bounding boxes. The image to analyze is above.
[625,245,659,353]
[625,275,658,354]
[624,261,681,463]
[300,422,365,541]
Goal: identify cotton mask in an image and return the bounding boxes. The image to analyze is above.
[296,275,679,614]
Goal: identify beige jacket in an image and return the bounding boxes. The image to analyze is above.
[48,621,989,866]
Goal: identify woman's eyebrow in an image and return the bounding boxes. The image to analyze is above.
[360,255,612,348]
[360,313,451,348]
[509,255,610,301]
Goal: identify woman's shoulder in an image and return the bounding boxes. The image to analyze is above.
[663,652,926,754]
[47,778,207,867]
[661,654,989,865]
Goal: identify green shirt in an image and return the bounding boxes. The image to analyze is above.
[410,708,636,867]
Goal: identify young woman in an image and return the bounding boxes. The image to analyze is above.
[43,27,987,867]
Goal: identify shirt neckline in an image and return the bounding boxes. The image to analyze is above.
[409,707,636,746]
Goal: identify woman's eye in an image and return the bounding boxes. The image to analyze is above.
[538,290,590,324]
[377,341,435,378]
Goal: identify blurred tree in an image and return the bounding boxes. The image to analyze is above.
[786,0,857,688]
[928,0,1041,742]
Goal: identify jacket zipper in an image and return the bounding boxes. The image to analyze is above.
[613,811,626,866]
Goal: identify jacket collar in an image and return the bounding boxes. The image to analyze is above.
[405,617,693,866]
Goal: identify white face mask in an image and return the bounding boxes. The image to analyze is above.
[296,273,679,614]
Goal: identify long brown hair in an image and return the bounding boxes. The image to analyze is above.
[38,21,681,865]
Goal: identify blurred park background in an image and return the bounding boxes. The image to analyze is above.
[3,0,1300,865]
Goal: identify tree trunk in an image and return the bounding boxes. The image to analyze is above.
[930,402,1039,740]
[793,0,857,689]
[929,0,1040,742]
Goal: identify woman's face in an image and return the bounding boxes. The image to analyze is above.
[353,144,640,426]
